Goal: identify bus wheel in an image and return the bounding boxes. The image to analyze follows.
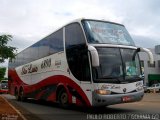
[19,88,26,102]
[15,88,20,101]
[58,89,69,108]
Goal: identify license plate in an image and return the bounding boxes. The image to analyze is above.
[122,96,131,102]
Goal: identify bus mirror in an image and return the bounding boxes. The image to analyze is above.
[88,45,99,67]
[132,48,140,61]
[139,47,154,64]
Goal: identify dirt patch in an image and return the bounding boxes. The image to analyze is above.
[0,96,24,120]
[142,93,160,103]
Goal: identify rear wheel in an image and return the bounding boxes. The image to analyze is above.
[15,88,20,101]
[19,88,27,102]
[58,89,69,108]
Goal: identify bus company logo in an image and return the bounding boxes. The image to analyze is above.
[101,84,112,89]
[123,88,127,93]
[41,58,51,69]
[21,66,27,75]
[101,84,121,90]
[111,85,121,89]
[21,64,38,75]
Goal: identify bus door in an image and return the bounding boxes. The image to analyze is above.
[80,52,93,105]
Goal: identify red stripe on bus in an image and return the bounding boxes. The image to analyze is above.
[8,69,91,106]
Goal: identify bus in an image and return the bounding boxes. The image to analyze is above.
[8,19,153,107]
[0,80,8,94]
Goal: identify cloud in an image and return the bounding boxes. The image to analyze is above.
[0,0,159,53]
[0,0,160,73]
[132,35,160,48]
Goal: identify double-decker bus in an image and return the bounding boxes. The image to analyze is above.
[8,19,153,107]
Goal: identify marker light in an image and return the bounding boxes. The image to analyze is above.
[95,89,111,95]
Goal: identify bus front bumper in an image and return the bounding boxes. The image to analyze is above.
[92,91,144,107]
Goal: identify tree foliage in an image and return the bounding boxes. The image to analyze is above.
[0,67,6,81]
[0,35,17,63]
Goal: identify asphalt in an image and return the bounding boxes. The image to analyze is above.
[1,93,160,120]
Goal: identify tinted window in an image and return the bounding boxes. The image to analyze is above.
[23,48,31,64]
[18,52,24,65]
[14,56,19,67]
[121,49,141,77]
[38,38,50,58]
[82,20,135,46]
[9,29,64,68]
[65,23,86,48]
[92,48,141,83]
[93,48,123,79]
[30,43,39,61]
[29,29,63,61]
[65,23,90,81]
[48,29,63,54]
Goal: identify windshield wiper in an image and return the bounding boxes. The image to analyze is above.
[125,75,142,82]
[100,76,122,83]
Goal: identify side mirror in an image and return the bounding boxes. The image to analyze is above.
[88,45,99,67]
[139,47,154,64]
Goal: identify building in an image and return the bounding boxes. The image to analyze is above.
[139,47,160,86]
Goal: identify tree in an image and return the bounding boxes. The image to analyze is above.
[0,67,6,81]
[0,35,17,63]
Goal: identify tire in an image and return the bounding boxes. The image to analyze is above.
[19,88,27,102]
[58,89,69,108]
[15,88,20,101]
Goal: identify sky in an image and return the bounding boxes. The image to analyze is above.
[0,0,160,68]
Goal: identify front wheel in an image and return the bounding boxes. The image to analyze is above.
[58,89,69,108]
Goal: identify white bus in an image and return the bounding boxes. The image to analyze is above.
[8,19,153,107]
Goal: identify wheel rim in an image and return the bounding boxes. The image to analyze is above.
[60,92,68,105]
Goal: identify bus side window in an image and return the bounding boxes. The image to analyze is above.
[48,29,64,54]
[82,53,91,81]
[65,23,91,81]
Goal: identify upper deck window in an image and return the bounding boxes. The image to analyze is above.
[82,20,135,46]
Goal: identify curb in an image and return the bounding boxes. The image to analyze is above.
[1,96,27,120]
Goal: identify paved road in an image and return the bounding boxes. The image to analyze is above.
[2,93,160,120]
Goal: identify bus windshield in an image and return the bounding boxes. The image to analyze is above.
[82,20,135,46]
[92,47,141,83]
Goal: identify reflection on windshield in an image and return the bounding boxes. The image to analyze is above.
[120,49,141,78]
[126,62,137,76]
[93,47,141,83]
[82,20,135,46]
[93,48,123,79]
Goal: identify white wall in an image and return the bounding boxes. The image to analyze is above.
[139,48,160,85]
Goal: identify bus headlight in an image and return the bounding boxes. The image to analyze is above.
[136,86,143,92]
[95,89,111,95]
